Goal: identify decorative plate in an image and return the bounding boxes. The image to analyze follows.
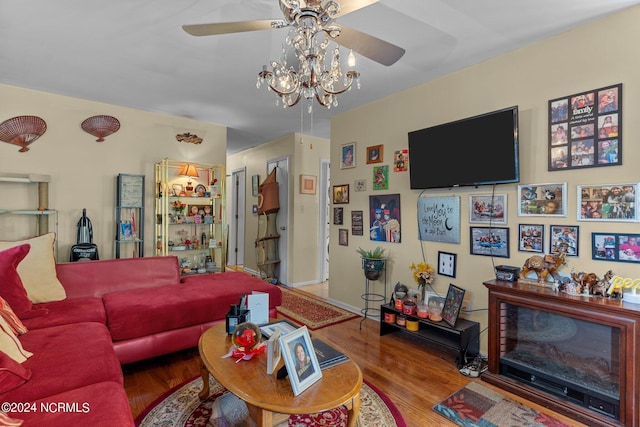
[194,184,207,196]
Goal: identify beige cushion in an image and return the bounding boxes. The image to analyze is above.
[0,233,66,303]
[0,315,32,363]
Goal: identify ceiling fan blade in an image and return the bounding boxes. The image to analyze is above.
[331,0,379,18]
[333,25,405,66]
[183,20,282,36]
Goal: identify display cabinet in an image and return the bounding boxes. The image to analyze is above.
[155,159,225,274]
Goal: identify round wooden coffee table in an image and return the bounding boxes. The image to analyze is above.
[199,323,362,427]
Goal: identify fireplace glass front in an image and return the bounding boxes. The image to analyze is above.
[498,302,621,419]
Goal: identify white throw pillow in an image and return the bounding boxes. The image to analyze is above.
[0,233,66,303]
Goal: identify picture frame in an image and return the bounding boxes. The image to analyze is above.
[518,224,544,253]
[470,226,510,258]
[333,207,343,225]
[300,174,317,195]
[577,183,638,222]
[550,225,579,256]
[592,232,640,263]
[393,149,408,172]
[369,194,401,243]
[266,329,281,375]
[119,222,133,240]
[437,251,457,278]
[354,179,366,192]
[372,165,389,190]
[469,194,507,224]
[366,144,383,164]
[442,284,466,327]
[279,326,322,396]
[351,210,363,236]
[517,183,567,217]
[259,319,299,339]
[251,175,260,197]
[340,142,356,169]
[418,196,460,244]
[332,184,349,204]
[338,229,349,246]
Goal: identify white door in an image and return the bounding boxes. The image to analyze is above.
[266,157,289,285]
[318,159,330,282]
[229,168,246,267]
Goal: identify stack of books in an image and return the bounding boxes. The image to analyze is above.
[312,338,349,370]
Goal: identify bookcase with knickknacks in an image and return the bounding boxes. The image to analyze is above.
[155,158,226,275]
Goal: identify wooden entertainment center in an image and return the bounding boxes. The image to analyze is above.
[483,279,640,427]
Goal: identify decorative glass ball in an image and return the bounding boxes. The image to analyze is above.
[232,322,262,352]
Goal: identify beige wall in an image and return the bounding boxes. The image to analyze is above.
[329,6,640,352]
[227,133,329,285]
[0,84,226,260]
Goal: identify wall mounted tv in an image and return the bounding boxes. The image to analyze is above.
[408,106,519,189]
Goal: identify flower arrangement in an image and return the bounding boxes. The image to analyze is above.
[410,261,435,301]
[172,199,186,215]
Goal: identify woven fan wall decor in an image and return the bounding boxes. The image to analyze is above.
[81,115,120,142]
[0,115,47,152]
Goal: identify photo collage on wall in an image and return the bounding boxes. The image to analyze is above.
[548,83,621,171]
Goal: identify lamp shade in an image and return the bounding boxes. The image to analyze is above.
[179,164,199,178]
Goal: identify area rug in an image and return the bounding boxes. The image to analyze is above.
[433,382,573,427]
[135,375,406,427]
[277,286,358,330]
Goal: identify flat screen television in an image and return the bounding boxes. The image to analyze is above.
[408,106,519,189]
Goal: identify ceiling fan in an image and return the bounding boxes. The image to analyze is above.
[182,0,406,67]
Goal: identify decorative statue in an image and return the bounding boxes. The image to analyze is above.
[519,251,567,283]
[592,270,614,297]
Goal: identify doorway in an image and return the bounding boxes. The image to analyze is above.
[229,168,246,268]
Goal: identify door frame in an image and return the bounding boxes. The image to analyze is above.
[229,167,246,267]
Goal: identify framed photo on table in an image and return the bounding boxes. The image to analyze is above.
[279,326,322,396]
[442,284,466,327]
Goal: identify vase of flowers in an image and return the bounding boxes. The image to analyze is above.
[410,261,435,303]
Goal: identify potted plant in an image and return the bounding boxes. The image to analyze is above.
[356,246,387,280]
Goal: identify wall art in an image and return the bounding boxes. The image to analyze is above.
[417,196,460,244]
[548,83,621,170]
[372,165,388,190]
[592,232,640,263]
[577,183,638,222]
[340,142,356,169]
[550,225,579,256]
[338,229,349,246]
[354,179,366,191]
[393,149,408,172]
[332,184,349,204]
[333,207,343,225]
[351,210,363,236]
[470,226,509,258]
[517,183,567,217]
[442,284,466,327]
[369,194,401,243]
[437,251,457,278]
[517,224,544,253]
[299,174,316,195]
[469,194,507,224]
[366,144,383,164]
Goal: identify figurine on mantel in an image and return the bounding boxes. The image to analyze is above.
[560,269,614,297]
[519,250,567,284]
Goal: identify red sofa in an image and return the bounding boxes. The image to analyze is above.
[2,255,282,427]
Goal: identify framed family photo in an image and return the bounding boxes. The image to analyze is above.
[518,224,544,253]
[332,184,349,204]
[592,232,640,263]
[279,326,322,396]
[340,142,356,169]
[366,144,383,164]
[470,226,509,258]
[577,183,638,222]
[549,225,579,256]
[469,194,507,224]
[517,183,567,217]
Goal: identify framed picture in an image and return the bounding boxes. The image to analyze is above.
[351,210,363,236]
[470,226,509,258]
[354,179,366,192]
[469,194,507,224]
[442,284,466,327]
[251,175,260,197]
[592,232,640,263]
[338,229,348,246]
[518,224,544,253]
[332,184,349,204]
[266,329,281,375]
[333,207,343,225]
[437,251,457,278]
[394,149,408,172]
[259,320,299,339]
[577,183,638,222]
[517,183,567,217]
[300,174,317,195]
[340,142,356,169]
[120,222,133,240]
[279,326,322,396]
[369,194,401,243]
[418,196,461,244]
[550,225,579,256]
[548,83,622,171]
[372,165,389,190]
[366,144,383,164]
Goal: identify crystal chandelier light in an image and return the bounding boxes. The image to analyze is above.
[256,0,360,113]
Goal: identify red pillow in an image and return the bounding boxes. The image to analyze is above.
[0,350,32,394]
[0,245,32,316]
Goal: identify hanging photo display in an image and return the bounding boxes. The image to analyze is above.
[548,83,621,171]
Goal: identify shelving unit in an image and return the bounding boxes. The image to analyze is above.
[155,159,225,274]
[255,212,280,281]
[380,303,479,366]
[115,173,144,258]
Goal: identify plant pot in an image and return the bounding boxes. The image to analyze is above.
[362,257,385,280]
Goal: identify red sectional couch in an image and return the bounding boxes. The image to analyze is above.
[1,255,282,427]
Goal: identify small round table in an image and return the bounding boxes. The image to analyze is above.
[199,323,362,427]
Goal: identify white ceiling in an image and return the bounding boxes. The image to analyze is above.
[1,0,639,154]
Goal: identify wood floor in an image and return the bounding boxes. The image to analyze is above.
[123,283,585,426]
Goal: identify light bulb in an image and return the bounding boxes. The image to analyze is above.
[348,50,356,68]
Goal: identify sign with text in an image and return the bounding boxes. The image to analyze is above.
[418,196,460,243]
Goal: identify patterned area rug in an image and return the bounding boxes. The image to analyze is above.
[277,286,358,330]
[433,382,573,427]
[135,375,406,427]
